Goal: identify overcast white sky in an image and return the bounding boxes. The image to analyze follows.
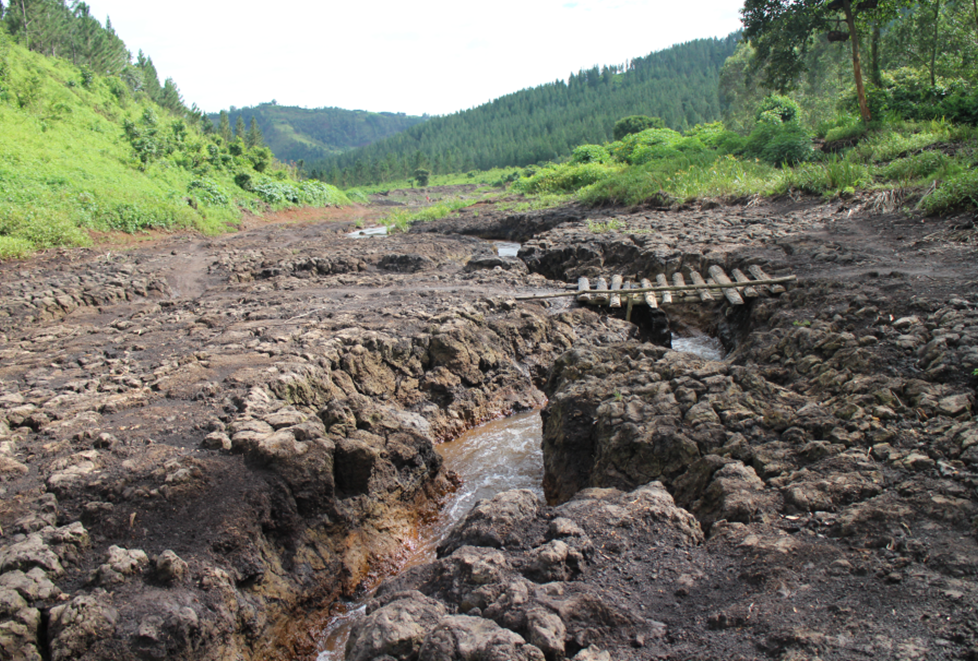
[82,0,744,117]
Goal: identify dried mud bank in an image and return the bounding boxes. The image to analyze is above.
[346,198,978,661]
[0,221,634,661]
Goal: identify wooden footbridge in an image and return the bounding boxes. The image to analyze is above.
[516,264,796,321]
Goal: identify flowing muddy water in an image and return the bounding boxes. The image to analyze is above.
[314,412,543,660]
[313,335,720,659]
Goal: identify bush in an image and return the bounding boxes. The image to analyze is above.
[512,162,613,194]
[919,169,978,214]
[578,167,665,206]
[880,151,952,182]
[683,122,729,148]
[570,144,611,164]
[757,94,801,123]
[745,116,813,166]
[609,128,683,164]
[188,178,230,206]
[613,115,666,141]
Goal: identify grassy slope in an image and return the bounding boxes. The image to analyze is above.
[0,37,354,259]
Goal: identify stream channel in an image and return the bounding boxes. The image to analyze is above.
[313,336,723,659]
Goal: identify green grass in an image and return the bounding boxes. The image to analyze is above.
[379,198,477,232]
[506,116,978,214]
[0,39,354,258]
[919,168,978,214]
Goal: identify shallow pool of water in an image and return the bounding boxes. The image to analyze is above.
[314,411,543,660]
[672,335,725,361]
[495,242,521,257]
[346,226,388,238]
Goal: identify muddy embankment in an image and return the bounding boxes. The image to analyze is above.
[2,196,978,661]
[343,198,978,661]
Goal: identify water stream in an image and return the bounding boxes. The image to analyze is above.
[314,412,543,660]
[313,336,721,659]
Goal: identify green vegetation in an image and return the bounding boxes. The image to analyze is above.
[379,198,476,233]
[0,7,351,258]
[316,35,741,187]
[212,103,428,173]
[500,110,977,212]
[491,0,978,221]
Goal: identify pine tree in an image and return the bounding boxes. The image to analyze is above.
[234,115,246,140]
[218,110,232,145]
[245,117,264,148]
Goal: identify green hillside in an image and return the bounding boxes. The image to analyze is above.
[0,5,353,259]
[315,34,741,187]
[212,104,428,168]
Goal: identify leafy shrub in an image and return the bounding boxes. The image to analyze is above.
[0,236,34,259]
[512,162,613,194]
[757,94,800,123]
[823,120,867,144]
[188,178,230,206]
[609,128,683,164]
[714,132,747,155]
[345,188,370,204]
[250,178,301,205]
[0,206,91,251]
[571,144,611,164]
[919,169,978,214]
[298,180,351,206]
[234,172,252,190]
[613,115,665,141]
[578,168,666,207]
[247,146,271,172]
[683,122,728,148]
[744,115,813,166]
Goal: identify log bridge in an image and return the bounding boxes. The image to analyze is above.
[516,265,796,322]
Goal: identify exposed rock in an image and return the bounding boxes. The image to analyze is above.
[345,591,447,661]
[48,594,119,661]
[418,615,546,661]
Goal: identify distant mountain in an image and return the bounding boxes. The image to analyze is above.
[211,104,429,166]
[315,33,741,186]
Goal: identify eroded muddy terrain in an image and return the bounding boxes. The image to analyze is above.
[1,194,977,661]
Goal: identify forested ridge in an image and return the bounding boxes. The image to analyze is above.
[208,104,429,170]
[312,35,741,186]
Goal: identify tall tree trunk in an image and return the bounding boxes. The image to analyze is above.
[18,0,30,51]
[930,0,941,86]
[871,23,882,87]
[842,0,872,122]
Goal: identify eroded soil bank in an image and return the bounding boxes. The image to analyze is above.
[1,192,977,661]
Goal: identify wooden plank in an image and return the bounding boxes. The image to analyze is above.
[749,265,786,294]
[688,270,714,302]
[576,277,592,304]
[624,282,635,321]
[640,278,657,308]
[593,277,609,305]
[514,275,797,301]
[656,274,673,304]
[609,274,623,308]
[731,269,759,298]
[709,265,745,305]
